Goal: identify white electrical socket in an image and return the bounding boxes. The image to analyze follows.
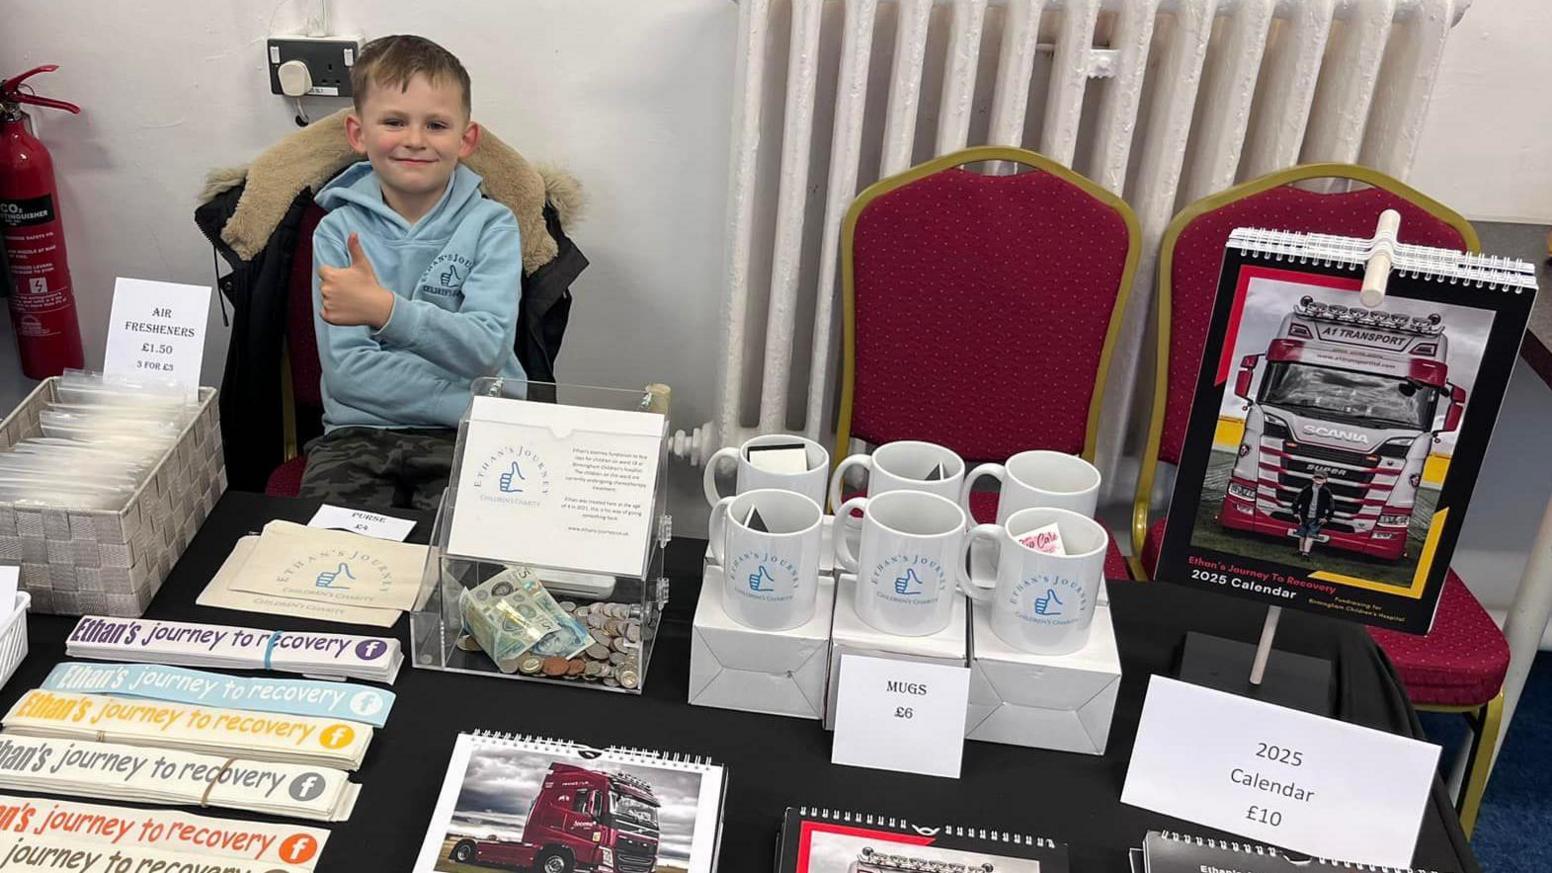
[267,36,361,98]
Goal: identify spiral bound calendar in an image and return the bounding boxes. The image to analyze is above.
[414,731,727,872]
[1154,226,1538,633]
[1140,830,1440,873]
[776,806,1069,873]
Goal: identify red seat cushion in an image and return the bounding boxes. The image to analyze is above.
[266,455,308,498]
[1368,571,1508,707]
[1142,520,1505,707]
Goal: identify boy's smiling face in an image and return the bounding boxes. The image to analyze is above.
[345,72,479,220]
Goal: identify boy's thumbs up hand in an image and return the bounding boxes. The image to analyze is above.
[319,232,395,329]
[346,233,377,277]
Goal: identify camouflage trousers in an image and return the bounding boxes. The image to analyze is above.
[297,426,456,512]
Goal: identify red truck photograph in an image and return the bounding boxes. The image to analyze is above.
[446,763,662,873]
[1220,295,1467,561]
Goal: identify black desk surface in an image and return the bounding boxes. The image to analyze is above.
[1,493,1479,873]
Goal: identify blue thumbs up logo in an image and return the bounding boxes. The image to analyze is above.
[316,562,355,590]
[894,568,924,596]
[748,565,776,592]
[1034,587,1063,616]
[498,461,525,493]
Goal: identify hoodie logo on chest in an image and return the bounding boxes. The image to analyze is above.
[419,253,475,298]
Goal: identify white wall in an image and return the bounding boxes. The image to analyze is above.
[1410,0,1552,223]
[0,0,739,523]
[0,0,1549,563]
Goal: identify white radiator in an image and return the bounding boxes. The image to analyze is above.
[681,0,1470,505]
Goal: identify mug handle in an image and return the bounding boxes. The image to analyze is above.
[702,447,741,508]
[827,454,872,513]
[958,523,1002,604]
[960,463,1005,523]
[706,496,737,565]
[832,496,868,573]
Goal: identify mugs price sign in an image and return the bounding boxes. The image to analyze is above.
[831,653,971,779]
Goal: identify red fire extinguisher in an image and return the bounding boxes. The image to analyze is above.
[1,65,84,379]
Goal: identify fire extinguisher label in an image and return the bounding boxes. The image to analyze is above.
[0,194,57,228]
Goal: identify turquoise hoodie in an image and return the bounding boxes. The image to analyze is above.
[312,161,525,431]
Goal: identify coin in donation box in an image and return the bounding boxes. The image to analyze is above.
[587,644,611,660]
[567,659,586,676]
[627,624,641,644]
[518,655,544,675]
[559,601,576,612]
[618,668,640,689]
[612,637,632,654]
[589,628,610,646]
[587,612,606,629]
[609,652,627,666]
[541,658,569,677]
[455,634,483,652]
[585,662,604,678]
[603,678,619,688]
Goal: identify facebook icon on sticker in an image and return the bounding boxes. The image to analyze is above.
[288,772,327,802]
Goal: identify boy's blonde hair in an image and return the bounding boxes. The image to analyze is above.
[350,35,471,116]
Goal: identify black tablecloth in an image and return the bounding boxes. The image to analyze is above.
[0,493,1479,873]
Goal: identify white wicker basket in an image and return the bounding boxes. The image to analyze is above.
[0,591,29,691]
[0,379,226,616]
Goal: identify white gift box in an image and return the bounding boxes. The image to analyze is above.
[689,563,836,720]
[965,600,1121,755]
[824,574,968,730]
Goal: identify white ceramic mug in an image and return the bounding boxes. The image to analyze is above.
[704,434,830,510]
[707,489,823,631]
[827,440,966,513]
[963,507,1107,654]
[833,490,973,636]
[961,450,1102,522]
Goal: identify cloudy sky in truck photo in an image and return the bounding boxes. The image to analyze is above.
[1217,277,1494,456]
[442,745,704,870]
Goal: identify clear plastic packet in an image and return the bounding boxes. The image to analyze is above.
[38,411,182,442]
[0,479,135,510]
[0,460,141,488]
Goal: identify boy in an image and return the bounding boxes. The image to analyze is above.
[298,35,525,511]
[1291,472,1336,559]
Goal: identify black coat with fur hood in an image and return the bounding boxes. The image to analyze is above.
[195,109,586,492]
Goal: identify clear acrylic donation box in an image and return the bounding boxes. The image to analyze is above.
[411,378,672,693]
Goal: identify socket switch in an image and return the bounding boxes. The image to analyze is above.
[267,37,360,98]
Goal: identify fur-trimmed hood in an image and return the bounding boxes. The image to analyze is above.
[197,108,582,274]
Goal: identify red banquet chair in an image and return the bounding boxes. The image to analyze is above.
[1130,163,1506,837]
[835,146,1138,580]
[263,203,328,498]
